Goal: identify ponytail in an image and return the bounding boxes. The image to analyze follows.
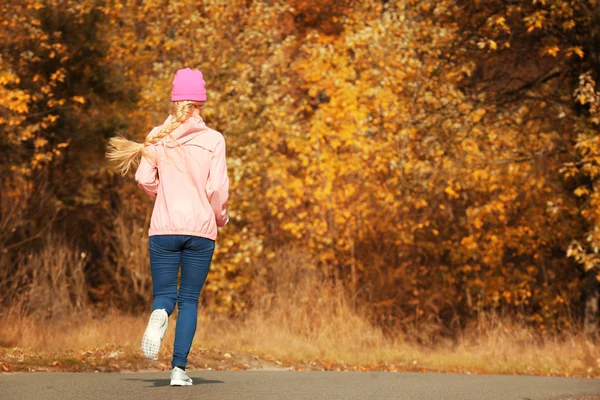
[106,100,204,175]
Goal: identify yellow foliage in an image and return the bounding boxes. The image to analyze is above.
[0,0,597,333]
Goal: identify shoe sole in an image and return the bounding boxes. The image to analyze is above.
[141,310,168,360]
[170,379,193,386]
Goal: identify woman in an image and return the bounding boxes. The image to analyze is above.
[106,68,229,386]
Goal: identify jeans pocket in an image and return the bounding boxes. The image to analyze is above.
[186,236,215,253]
[149,235,175,252]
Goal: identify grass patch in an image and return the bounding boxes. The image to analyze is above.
[1,251,597,376]
[1,310,598,377]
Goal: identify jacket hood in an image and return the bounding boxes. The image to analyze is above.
[160,114,208,147]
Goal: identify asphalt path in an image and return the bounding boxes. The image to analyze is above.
[1,371,599,400]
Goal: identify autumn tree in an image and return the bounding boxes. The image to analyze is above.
[1,0,597,337]
[0,0,132,311]
[438,0,600,334]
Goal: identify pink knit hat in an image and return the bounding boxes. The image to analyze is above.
[171,68,207,102]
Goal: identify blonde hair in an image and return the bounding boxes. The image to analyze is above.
[106,100,204,175]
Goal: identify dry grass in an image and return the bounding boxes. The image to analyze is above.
[0,234,87,319]
[2,256,599,377]
[1,309,599,376]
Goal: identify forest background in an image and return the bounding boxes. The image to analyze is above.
[1,0,600,376]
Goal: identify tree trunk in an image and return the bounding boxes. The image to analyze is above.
[584,269,599,339]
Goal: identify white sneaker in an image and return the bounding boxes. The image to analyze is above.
[141,309,168,360]
[170,366,193,386]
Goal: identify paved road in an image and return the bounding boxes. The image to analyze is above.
[1,371,599,400]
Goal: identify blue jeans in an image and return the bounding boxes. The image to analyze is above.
[149,235,215,368]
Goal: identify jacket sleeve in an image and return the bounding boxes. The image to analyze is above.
[135,145,159,198]
[206,136,230,227]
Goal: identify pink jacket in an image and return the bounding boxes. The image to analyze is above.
[135,114,229,240]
